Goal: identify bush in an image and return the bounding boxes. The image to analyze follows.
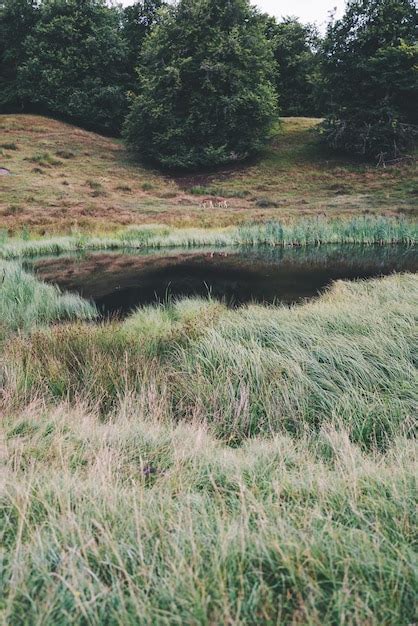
[123,0,278,169]
[321,116,418,164]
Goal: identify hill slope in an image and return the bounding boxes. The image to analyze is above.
[0,114,417,234]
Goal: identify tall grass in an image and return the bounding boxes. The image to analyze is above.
[0,260,96,334]
[4,274,417,448]
[1,263,417,624]
[0,216,416,259]
[1,406,416,625]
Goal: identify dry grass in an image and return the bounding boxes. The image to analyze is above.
[1,272,417,624]
[1,115,417,235]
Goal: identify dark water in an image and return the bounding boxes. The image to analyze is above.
[28,245,417,317]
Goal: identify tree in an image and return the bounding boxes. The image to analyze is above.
[16,0,130,133]
[265,17,321,117]
[320,0,418,162]
[0,0,39,110]
[123,0,278,169]
[122,0,166,88]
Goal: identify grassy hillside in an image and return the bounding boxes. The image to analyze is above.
[1,114,417,234]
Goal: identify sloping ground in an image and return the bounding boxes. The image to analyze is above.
[1,114,417,234]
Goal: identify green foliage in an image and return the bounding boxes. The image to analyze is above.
[122,0,166,88]
[0,0,165,133]
[320,0,418,162]
[0,217,415,259]
[123,0,278,169]
[265,17,321,116]
[0,0,39,110]
[14,0,130,133]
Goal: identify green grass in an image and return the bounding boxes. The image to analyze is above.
[189,185,250,198]
[0,216,416,259]
[1,272,417,624]
[0,260,96,336]
[4,273,416,448]
[2,409,416,625]
[27,152,63,167]
[0,142,18,150]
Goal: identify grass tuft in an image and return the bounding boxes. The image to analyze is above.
[0,142,18,150]
[0,260,96,335]
[27,152,62,167]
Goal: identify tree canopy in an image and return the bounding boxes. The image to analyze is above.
[0,0,164,133]
[320,0,418,162]
[123,0,278,169]
[0,0,39,110]
[122,0,166,88]
[15,0,129,133]
[265,16,321,117]
[1,0,416,165]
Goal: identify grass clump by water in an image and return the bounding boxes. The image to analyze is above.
[238,215,417,246]
[4,274,417,448]
[0,216,416,259]
[0,260,96,336]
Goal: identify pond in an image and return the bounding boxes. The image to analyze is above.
[27,244,417,317]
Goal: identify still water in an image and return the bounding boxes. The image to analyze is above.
[28,244,417,317]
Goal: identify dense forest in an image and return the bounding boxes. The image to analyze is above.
[0,0,417,167]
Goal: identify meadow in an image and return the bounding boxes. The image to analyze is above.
[1,115,417,235]
[0,114,417,625]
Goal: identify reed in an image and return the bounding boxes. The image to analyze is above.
[0,216,416,259]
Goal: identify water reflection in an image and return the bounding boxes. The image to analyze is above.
[27,244,417,317]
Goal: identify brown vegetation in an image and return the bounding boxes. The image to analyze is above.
[1,115,417,234]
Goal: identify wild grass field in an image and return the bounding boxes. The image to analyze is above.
[1,114,417,235]
[1,258,417,624]
[0,114,417,625]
